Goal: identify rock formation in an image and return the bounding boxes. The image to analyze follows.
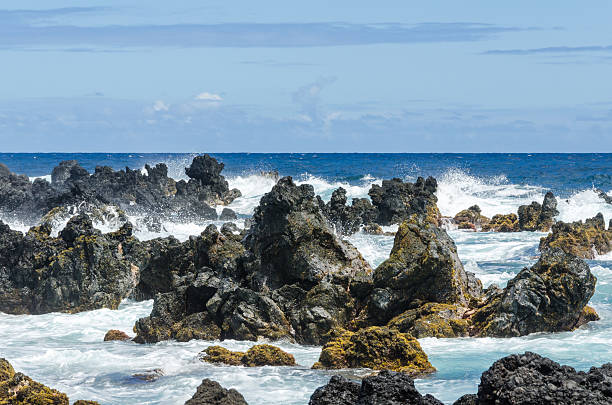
[472,248,597,337]
[312,327,435,376]
[199,344,296,367]
[481,213,519,232]
[453,205,490,231]
[539,213,612,259]
[517,191,559,232]
[185,379,248,405]
[309,371,443,405]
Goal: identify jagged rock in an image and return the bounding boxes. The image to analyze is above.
[246,177,372,291]
[0,215,144,314]
[368,176,439,226]
[323,188,377,235]
[472,248,597,337]
[481,213,519,232]
[132,369,164,382]
[476,352,612,405]
[453,205,490,231]
[365,217,481,324]
[0,155,238,225]
[309,371,443,405]
[312,327,435,376]
[452,395,478,405]
[199,344,296,367]
[185,379,248,405]
[596,188,612,204]
[103,329,131,341]
[0,358,69,404]
[539,213,612,259]
[517,192,559,232]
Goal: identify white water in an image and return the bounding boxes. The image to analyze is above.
[3,168,612,404]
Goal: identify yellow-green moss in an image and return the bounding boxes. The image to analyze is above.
[312,327,435,376]
[0,358,69,405]
[387,303,470,338]
[198,344,296,367]
[103,329,131,341]
[482,214,519,232]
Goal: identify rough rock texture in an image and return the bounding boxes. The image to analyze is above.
[323,187,377,235]
[309,371,443,405]
[368,177,440,226]
[387,302,471,338]
[365,217,482,325]
[517,192,559,232]
[312,327,435,376]
[481,213,519,232]
[472,248,597,337]
[134,177,373,345]
[0,215,145,314]
[476,352,612,405]
[0,155,239,225]
[103,329,131,341]
[453,205,490,231]
[539,213,612,259]
[0,358,69,405]
[185,379,248,405]
[199,344,296,367]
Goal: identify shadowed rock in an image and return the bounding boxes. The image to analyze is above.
[517,191,559,232]
[185,379,248,405]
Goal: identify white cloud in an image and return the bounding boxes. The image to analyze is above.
[195,92,222,101]
[153,100,169,111]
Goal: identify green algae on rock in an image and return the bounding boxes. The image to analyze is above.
[199,344,296,367]
[0,358,69,405]
[539,213,612,259]
[481,213,519,232]
[312,327,435,376]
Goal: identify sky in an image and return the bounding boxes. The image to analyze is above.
[1,1,612,152]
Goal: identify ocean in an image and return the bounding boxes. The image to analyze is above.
[1,153,612,404]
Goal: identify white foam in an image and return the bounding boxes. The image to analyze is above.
[556,188,612,225]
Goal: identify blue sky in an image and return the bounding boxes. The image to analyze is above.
[1,1,612,152]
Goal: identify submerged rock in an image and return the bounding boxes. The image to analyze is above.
[185,379,248,405]
[475,352,612,405]
[472,248,597,337]
[103,329,131,341]
[199,344,296,367]
[539,213,612,259]
[517,191,559,232]
[312,327,435,376]
[309,371,443,405]
[0,357,69,404]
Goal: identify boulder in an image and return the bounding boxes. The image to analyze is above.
[517,192,559,232]
[366,217,481,324]
[387,302,471,338]
[199,344,296,367]
[539,213,612,259]
[0,358,69,405]
[184,154,242,205]
[323,188,377,235]
[185,379,248,405]
[312,327,435,376]
[481,213,519,232]
[309,371,443,405]
[472,248,597,337]
[368,176,439,226]
[476,352,612,405]
[103,329,131,341]
[453,205,490,231]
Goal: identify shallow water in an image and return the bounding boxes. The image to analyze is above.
[2,153,612,404]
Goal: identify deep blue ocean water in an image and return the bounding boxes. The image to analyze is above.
[2,153,612,197]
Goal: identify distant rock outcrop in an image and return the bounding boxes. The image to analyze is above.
[517,191,559,232]
[539,213,612,259]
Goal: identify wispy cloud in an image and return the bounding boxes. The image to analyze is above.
[483,45,612,55]
[292,76,337,123]
[0,8,533,51]
[195,92,222,101]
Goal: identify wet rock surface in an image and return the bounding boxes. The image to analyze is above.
[309,371,443,405]
[312,327,435,376]
[199,344,296,367]
[517,191,559,232]
[453,205,490,231]
[481,213,519,232]
[0,154,239,225]
[185,378,248,405]
[539,213,612,259]
[472,248,597,337]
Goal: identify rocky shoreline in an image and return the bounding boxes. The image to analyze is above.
[0,155,609,404]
